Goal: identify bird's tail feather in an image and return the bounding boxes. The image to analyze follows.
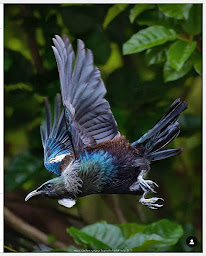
[148,148,183,161]
[132,98,187,161]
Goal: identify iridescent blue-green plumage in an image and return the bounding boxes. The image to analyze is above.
[40,94,73,176]
[25,34,187,210]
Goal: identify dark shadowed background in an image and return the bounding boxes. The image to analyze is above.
[4,3,202,252]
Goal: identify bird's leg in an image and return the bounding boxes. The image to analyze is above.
[137,170,159,193]
[129,170,164,209]
[139,191,164,210]
[129,170,158,193]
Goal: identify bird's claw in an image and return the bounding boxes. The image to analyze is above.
[129,170,164,209]
[139,195,164,210]
[134,170,164,209]
[138,174,158,193]
[129,171,159,193]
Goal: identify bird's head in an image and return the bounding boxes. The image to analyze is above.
[25,176,69,201]
[25,161,82,208]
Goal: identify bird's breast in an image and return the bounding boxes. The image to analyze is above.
[77,147,144,196]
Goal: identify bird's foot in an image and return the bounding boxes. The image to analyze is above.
[129,170,158,193]
[134,170,158,193]
[139,192,164,210]
[129,170,164,209]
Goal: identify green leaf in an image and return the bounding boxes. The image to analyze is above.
[182,4,202,35]
[124,219,183,251]
[67,226,111,250]
[137,9,178,30]
[129,4,154,23]
[67,223,125,250]
[144,219,184,250]
[125,233,165,251]
[146,45,168,66]
[123,25,177,55]
[119,223,146,238]
[168,40,196,71]
[82,222,125,249]
[158,4,193,20]
[191,51,202,75]
[103,4,128,29]
[163,60,193,82]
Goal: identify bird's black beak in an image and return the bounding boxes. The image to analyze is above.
[25,189,43,201]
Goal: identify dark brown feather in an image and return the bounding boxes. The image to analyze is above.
[60,153,74,173]
[85,135,138,155]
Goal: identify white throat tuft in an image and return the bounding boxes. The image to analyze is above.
[58,198,76,208]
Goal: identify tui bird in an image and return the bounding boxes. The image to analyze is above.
[25,35,188,209]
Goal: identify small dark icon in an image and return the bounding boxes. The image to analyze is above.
[186,236,198,248]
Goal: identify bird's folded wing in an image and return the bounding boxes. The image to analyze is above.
[52,35,119,155]
[40,94,73,176]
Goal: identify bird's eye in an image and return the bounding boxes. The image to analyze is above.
[45,184,52,189]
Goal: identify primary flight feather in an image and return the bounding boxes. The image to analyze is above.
[25,35,187,209]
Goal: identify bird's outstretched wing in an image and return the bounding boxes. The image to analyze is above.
[52,35,119,155]
[40,94,73,176]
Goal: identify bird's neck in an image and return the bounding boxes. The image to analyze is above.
[62,161,82,197]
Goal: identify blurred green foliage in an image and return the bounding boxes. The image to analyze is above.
[4,4,202,252]
[105,4,202,81]
[66,219,183,252]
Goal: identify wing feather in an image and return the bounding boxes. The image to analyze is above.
[52,34,119,153]
[41,94,73,176]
